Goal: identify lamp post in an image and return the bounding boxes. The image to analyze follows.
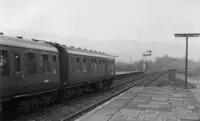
[174,33,200,89]
[143,50,152,72]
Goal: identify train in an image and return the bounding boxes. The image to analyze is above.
[0,33,115,114]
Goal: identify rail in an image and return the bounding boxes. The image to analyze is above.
[61,71,165,121]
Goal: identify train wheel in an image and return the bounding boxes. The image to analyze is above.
[56,91,65,103]
[49,96,56,105]
[21,101,30,114]
[17,105,27,116]
[103,80,108,90]
[76,88,83,96]
[30,100,39,112]
[44,98,50,108]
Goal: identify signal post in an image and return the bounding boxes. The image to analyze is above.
[143,50,152,72]
[174,33,200,89]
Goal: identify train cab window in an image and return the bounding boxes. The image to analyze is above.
[25,53,37,75]
[41,54,51,74]
[0,50,10,76]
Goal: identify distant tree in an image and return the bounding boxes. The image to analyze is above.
[132,55,200,73]
[115,61,136,72]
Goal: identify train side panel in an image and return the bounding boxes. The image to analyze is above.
[68,54,109,85]
[49,44,115,87]
[0,37,60,101]
[66,54,115,86]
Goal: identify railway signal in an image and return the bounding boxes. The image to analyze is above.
[174,33,200,89]
[143,50,152,72]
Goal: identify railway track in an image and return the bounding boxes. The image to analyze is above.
[112,72,150,88]
[60,72,165,121]
[12,72,164,121]
[9,72,144,121]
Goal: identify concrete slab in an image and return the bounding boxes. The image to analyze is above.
[78,114,111,121]
[77,85,200,121]
[102,100,129,109]
[92,108,118,116]
[110,109,141,120]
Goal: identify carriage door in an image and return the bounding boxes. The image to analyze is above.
[105,60,109,75]
[13,52,24,93]
[0,49,11,97]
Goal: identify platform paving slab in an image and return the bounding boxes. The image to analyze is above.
[77,86,200,121]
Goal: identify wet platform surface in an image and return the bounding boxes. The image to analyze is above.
[77,86,200,121]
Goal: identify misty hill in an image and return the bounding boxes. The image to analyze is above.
[2,29,200,63]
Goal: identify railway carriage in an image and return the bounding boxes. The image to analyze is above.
[0,34,116,114]
[51,43,115,89]
[0,35,60,111]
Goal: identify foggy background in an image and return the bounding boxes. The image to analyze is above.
[1,0,200,63]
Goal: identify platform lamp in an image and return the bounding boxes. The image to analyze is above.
[174,33,200,89]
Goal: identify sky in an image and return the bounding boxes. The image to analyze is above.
[0,0,200,62]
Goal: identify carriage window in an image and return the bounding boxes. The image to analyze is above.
[70,57,73,63]
[53,55,57,62]
[76,57,79,63]
[52,55,57,74]
[14,54,20,71]
[0,50,10,76]
[90,59,94,71]
[111,61,114,72]
[86,58,90,71]
[41,54,48,61]
[107,60,110,71]
[94,59,97,71]
[91,59,94,65]
[25,53,37,75]
[41,54,51,74]
[102,60,105,71]
[70,56,74,72]
[99,60,101,72]
[75,57,81,72]
[109,61,111,71]
[83,58,87,72]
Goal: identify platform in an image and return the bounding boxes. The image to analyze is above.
[77,84,200,121]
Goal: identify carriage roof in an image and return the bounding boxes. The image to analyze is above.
[0,35,58,52]
[64,46,115,59]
